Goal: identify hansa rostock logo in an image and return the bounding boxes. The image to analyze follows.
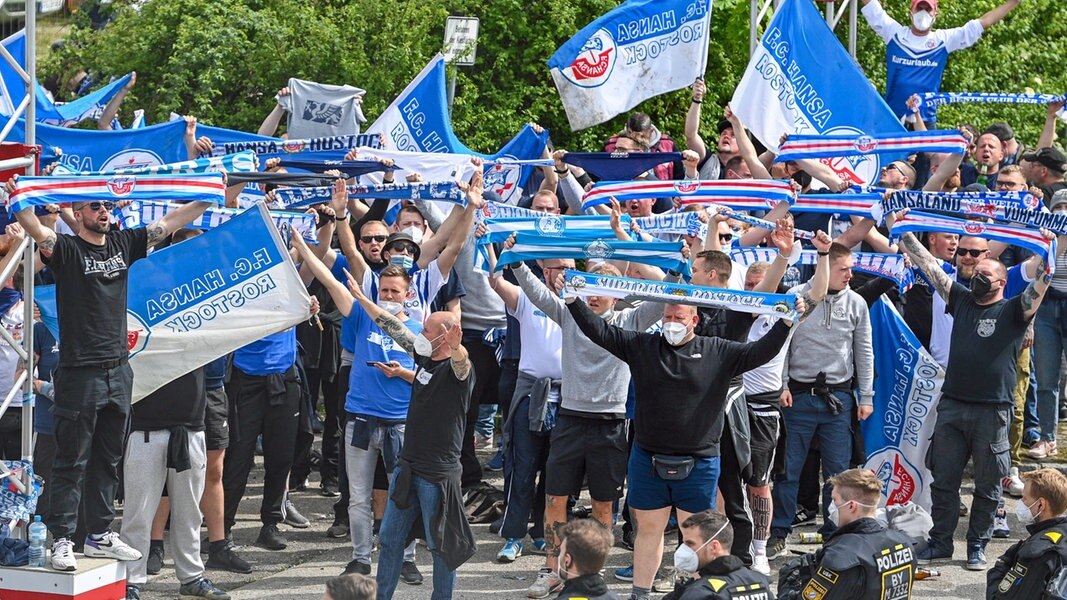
[868,447,922,506]
[563,28,617,88]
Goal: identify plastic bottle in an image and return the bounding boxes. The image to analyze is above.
[28,515,46,568]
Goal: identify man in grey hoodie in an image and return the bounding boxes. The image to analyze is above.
[769,242,875,558]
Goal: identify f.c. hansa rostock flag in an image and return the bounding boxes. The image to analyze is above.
[126,203,311,401]
[547,0,712,131]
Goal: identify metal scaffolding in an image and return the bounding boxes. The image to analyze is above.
[750,0,859,58]
[0,6,37,506]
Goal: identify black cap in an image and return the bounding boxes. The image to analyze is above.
[1022,147,1067,173]
[383,232,421,262]
[717,119,733,134]
[961,183,989,193]
[983,122,1015,142]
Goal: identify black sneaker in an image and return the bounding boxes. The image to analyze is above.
[179,577,230,600]
[343,559,371,575]
[256,524,287,550]
[320,480,339,497]
[400,561,423,585]
[282,499,309,529]
[792,507,818,527]
[966,543,988,571]
[126,585,141,600]
[146,542,164,575]
[326,518,349,539]
[206,541,252,574]
[767,535,787,559]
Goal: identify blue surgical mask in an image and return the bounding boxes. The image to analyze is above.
[389,255,414,271]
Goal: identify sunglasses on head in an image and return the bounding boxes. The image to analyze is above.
[360,235,388,244]
[76,201,115,212]
[957,248,987,258]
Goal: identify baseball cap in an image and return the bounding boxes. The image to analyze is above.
[383,231,421,261]
[1051,189,1067,210]
[983,122,1015,142]
[717,119,733,134]
[911,0,937,10]
[1022,147,1067,173]
[962,183,989,193]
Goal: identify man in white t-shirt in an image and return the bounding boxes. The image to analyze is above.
[860,0,1021,124]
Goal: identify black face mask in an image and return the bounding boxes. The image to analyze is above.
[971,272,993,298]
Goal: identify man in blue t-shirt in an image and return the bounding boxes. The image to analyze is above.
[860,0,1021,124]
[291,231,425,580]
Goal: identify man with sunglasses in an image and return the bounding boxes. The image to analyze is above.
[899,218,1053,571]
[9,178,214,572]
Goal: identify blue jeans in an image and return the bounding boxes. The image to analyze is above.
[771,390,854,538]
[1034,297,1067,440]
[475,404,496,438]
[376,471,454,600]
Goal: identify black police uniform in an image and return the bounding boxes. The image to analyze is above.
[795,517,915,600]
[663,555,775,600]
[988,515,1067,599]
[555,573,623,600]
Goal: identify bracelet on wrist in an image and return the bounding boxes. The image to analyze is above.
[334,213,349,222]
[554,168,568,175]
[692,99,703,104]
[817,250,830,256]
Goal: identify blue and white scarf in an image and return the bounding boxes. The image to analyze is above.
[117,199,318,243]
[8,174,226,213]
[776,131,967,162]
[582,179,794,211]
[54,151,257,177]
[721,209,815,239]
[917,92,1066,110]
[792,192,882,217]
[730,247,914,292]
[891,211,1057,274]
[496,234,692,278]
[479,211,706,245]
[877,190,1064,233]
[274,181,466,209]
[209,133,382,157]
[560,269,798,319]
[278,158,398,178]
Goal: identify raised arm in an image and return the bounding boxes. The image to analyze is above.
[898,228,954,302]
[685,78,708,160]
[1039,101,1063,150]
[444,324,471,381]
[291,230,354,316]
[924,152,963,192]
[483,236,521,313]
[1019,233,1055,320]
[97,72,135,130]
[258,87,289,137]
[805,232,833,305]
[7,178,57,254]
[433,175,484,274]
[755,222,796,293]
[979,0,1021,30]
[725,104,771,179]
[564,296,640,362]
[145,201,213,248]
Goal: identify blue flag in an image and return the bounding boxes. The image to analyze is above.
[0,29,133,127]
[731,0,905,186]
[364,55,549,204]
[9,118,189,172]
[861,299,943,511]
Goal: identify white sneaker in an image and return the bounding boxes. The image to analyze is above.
[752,553,772,576]
[84,531,142,561]
[51,538,77,571]
[993,499,1010,539]
[1003,466,1024,497]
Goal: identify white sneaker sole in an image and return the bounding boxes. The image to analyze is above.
[84,546,142,561]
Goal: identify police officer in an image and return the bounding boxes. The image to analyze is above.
[988,468,1067,599]
[663,511,774,600]
[783,469,915,600]
[554,519,623,600]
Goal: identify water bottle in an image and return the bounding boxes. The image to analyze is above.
[28,515,46,568]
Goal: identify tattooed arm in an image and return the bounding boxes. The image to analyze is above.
[7,177,58,255]
[446,325,471,381]
[144,201,214,248]
[344,276,417,355]
[1020,255,1052,321]
[898,231,955,304]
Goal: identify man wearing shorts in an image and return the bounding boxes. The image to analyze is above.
[567,298,796,600]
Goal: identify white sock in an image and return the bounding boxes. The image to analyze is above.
[752,539,767,555]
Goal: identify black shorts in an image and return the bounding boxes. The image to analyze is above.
[545,413,628,501]
[205,386,230,451]
[747,400,783,487]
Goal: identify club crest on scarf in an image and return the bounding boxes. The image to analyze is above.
[534,215,565,236]
[100,149,164,173]
[674,180,700,194]
[565,29,617,87]
[583,240,614,259]
[964,221,986,235]
[820,126,881,187]
[282,140,307,154]
[107,176,137,197]
[484,160,522,200]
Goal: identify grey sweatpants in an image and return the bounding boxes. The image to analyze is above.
[120,429,207,585]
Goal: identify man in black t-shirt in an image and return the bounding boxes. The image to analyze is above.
[9,175,213,572]
[899,227,1052,571]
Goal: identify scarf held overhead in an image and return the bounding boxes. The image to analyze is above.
[8,174,226,214]
[582,179,794,211]
[775,131,968,162]
[496,234,691,278]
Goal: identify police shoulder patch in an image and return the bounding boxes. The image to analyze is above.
[1045,531,1063,544]
[816,567,839,583]
[802,579,829,600]
[706,578,727,592]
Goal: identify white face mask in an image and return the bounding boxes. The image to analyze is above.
[911,10,934,32]
[413,328,450,357]
[662,322,690,346]
[402,225,424,244]
[376,300,404,316]
[1015,498,1040,525]
[828,499,878,526]
[673,522,728,573]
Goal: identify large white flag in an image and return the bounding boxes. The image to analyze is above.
[547,0,712,131]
